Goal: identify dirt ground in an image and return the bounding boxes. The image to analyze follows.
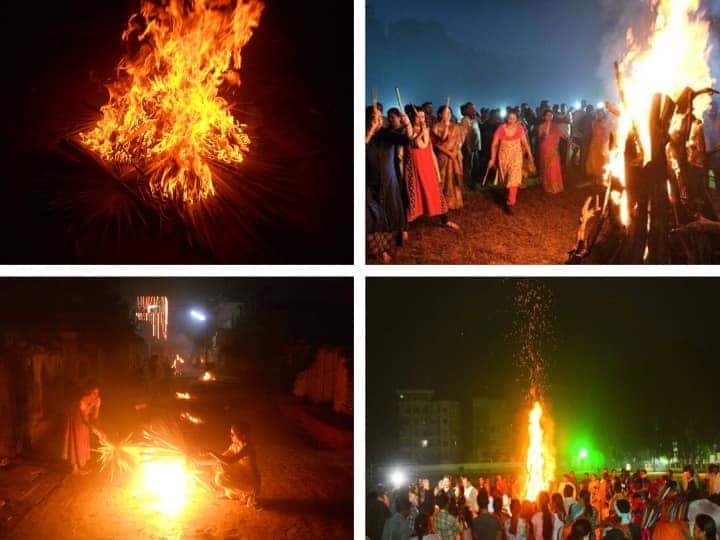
[382,180,600,265]
[5,373,352,540]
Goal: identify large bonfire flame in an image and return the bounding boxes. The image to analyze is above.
[606,0,714,226]
[79,0,264,203]
[522,398,555,502]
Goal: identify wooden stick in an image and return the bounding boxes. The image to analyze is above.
[395,87,403,110]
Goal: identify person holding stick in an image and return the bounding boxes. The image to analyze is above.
[62,379,102,475]
[405,106,459,229]
[366,105,412,260]
[488,110,535,214]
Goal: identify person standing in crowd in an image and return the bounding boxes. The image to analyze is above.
[411,512,439,540]
[585,107,615,184]
[422,102,436,129]
[435,491,461,540]
[704,101,720,188]
[366,105,412,261]
[473,488,502,540]
[707,464,720,496]
[568,518,593,540]
[461,475,478,514]
[693,514,718,540]
[383,494,414,540]
[62,380,101,475]
[563,483,577,515]
[532,491,564,540]
[405,108,459,229]
[506,499,527,540]
[537,109,567,194]
[567,489,598,529]
[684,466,701,502]
[368,487,392,540]
[602,498,640,540]
[460,102,483,190]
[551,492,567,524]
[432,105,465,210]
[488,110,535,214]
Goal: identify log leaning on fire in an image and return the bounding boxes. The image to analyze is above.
[569,85,720,264]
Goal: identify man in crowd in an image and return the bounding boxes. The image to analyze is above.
[367,486,391,540]
[473,488,502,540]
[381,493,412,540]
[435,491,461,540]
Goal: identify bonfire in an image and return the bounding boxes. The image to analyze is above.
[77,0,264,204]
[569,0,720,264]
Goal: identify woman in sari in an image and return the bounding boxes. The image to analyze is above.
[405,108,459,229]
[62,381,101,474]
[538,109,567,194]
[432,105,465,209]
[585,109,612,184]
[488,110,535,214]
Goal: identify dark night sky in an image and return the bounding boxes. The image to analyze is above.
[366,0,720,111]
[0,278,353,348]
[367,278,720,464]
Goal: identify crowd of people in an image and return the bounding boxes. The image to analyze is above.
[366,95,720,262]
[367,465,720,540]
[366,97,622,262]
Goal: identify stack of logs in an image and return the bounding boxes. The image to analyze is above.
[569,79,720,263]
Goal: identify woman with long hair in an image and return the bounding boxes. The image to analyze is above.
[506,498,528,540]
[693,514,718,540]
[432,104,465,209]
[532,491,563,540]
[551,492,566,524]
[62,380,101,474]
[537,109,567,194]
[405,107,459,229]
[488,110,535,214]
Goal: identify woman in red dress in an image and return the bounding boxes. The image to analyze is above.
[488,111,534,213]
[538,109,567,194]
[405,108,459,229]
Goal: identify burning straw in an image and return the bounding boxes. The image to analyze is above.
[78,0,265,204]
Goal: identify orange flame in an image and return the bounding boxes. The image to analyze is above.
[606,0,714,225]
[199,371,215,382]
[175,392,191,400]
[80,0,264,203]
[523,401,555,502]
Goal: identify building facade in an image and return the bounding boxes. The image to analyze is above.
[397,389,460,463]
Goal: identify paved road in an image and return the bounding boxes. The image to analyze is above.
[7,375,352,539]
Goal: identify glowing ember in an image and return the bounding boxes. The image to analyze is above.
[137,459,190,516]
[180,412,204,424]
[199,371,215,382]
[523,401,554,501]
[175,392,191,400]
[79,0,265,203]
[606,0,714,225]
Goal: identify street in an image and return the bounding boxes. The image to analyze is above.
[4,372,352,539]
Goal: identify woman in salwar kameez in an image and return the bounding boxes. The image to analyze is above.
[432,105,465,210]
[62,382,101,474]
[488,111,535,213]
[405,109,459,229]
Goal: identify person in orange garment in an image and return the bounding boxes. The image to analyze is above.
[62,379,101,475]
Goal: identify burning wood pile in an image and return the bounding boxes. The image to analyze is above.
[569,0,720,264]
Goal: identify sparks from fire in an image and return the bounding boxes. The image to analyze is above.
[79,0,265,203]
[199,371,216,382]
[180,412,204,425]
[175,392,191,400]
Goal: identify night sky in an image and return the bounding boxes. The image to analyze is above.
[0,278,353,348]
[366,0,720,112]
[367,278,720,465]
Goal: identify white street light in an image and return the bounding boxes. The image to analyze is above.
[389,469,407,488]
[189,309,207,322]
